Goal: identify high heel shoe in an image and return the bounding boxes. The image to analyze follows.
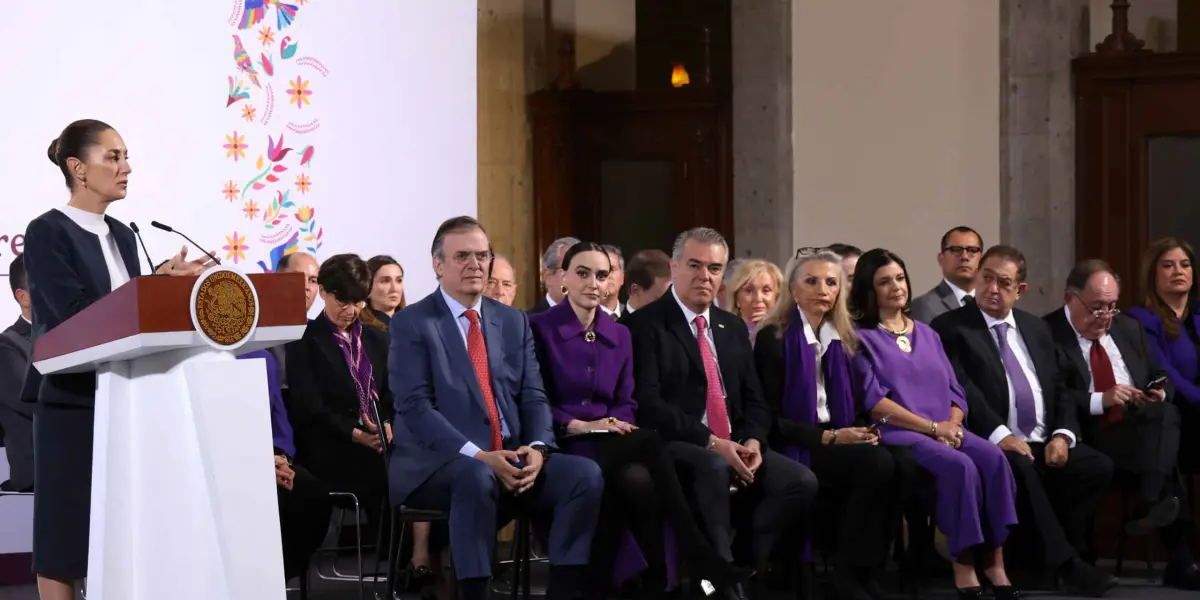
[955,586,984,600]
[990,585,1021,600]
[405,563,436,594]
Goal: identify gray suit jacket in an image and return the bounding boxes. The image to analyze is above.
[910,280,965,324]
[0,317,34,491]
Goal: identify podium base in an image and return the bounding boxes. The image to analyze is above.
[86,348,285,600]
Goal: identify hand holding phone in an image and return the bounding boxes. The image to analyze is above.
[865,413,893,435]
[1143,375,1167,395]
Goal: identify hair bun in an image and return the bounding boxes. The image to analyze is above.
[47,138,60,166]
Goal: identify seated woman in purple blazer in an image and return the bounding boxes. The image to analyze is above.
[754,249,913,600]
[1127,237,1200,461]
[848,249,1018,600]
[529,241,752,598]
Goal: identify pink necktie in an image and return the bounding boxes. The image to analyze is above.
[695,316,731,439]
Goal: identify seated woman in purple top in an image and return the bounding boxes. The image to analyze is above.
[237,349,332,584]
[1127,237,1200,462]
[754,249,914,600]
[847,249,1018,600]
[529,242,752,598]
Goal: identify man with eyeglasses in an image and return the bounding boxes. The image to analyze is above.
[1046,259,1200,590]
[911,226,984,323]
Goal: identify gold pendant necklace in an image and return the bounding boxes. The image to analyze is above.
[878,317,914,353]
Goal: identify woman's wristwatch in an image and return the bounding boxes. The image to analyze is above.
[827,429,839,445]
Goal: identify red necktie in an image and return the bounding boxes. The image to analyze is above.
[465,309,504,450]
[1089,341,1121,425]
[695,316,732,440]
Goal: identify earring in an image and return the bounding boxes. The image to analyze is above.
[561,285,568,296]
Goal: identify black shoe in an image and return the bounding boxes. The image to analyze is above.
[858,567,885,600]
[991,585,1020,600]
[693,554,755,594]
[1059,559,1118,597]
[829,565,872,600]
[1162,563,1200,590]
[406,563,436,593]
[722,583,749,600]
[955,587,984,600]
[1124,496,1179,536]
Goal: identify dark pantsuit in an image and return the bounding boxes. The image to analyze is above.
[278,463,333,581]
[404,453,603,580]
[1093,402,1181,504]
[1003,443,1112,569]
[809,443,908,567]
[668,442,817,566]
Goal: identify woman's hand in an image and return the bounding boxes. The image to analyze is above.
[274,455,295,490]
[155,246,217,276]
[932,421,964,444]
[832,427,879,445]
[352,428,383,453]
[565,418,634,435]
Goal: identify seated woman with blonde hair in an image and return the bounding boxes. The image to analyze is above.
[723,258,783,345]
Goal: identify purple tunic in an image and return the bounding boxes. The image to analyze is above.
[851,322,1017,558]
[530,301,677,587]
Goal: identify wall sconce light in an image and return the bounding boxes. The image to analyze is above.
[671,63,690,88]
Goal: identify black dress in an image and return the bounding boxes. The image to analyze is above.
[22,208,142,579]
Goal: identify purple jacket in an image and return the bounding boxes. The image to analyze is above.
[1127,305,1200,406]
[529,301,637,428]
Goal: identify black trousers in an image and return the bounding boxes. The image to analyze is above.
[1003,442,1112,569]
[278,463,333,581]
[808,442,911,567]
[668,441,818,567]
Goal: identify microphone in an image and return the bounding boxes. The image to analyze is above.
[128,222,164,276]
[151,221,222,266]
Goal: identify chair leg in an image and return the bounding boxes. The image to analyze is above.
[520,518,532,600]
[386,517,406,600]
[509,520,523,600]
[298,563,309,600]
[1115,495,1127,576]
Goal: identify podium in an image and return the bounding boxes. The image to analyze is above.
[32,269,309,600]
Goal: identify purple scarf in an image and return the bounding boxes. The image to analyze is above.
[780,306,855,466]
[326,314,377,418]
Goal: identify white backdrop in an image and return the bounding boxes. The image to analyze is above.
[0,0,477,555]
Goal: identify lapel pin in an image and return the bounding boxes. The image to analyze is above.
[717,323,725,329]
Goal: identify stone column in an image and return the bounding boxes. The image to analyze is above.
[731,0,793,264]
[1000,0,1089,314]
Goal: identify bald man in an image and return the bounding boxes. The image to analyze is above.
[272,253,320,392]
[486,254,518,307]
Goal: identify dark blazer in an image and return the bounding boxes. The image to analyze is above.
[0,317,34,490]
[931,306,1081,440]
[528,296,552,315]
[285,316,394,478]
[754,324,824,450]
[910,280,960,324]
[529,300,636,428]
[1126,305,1200,407]
[387,290,555,506]
[22,209,141,407]
[625,290,771,447]
[1045,308,1171,429]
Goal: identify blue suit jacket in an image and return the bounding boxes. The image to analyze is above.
[387,290,556,506]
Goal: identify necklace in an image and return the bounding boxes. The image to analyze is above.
[878,317,914,353]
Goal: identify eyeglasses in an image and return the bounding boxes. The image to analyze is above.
[450,251,493,267]
[795,247,823,259]
[943,246,982,257]
[1070,292,1120,319]
[329,297,366,312]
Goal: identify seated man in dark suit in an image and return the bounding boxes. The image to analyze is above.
[625,227,817,600]
[1045,259,1200,590]
[932,246,1116,595]
[387,216,603,600]
[0,255,35,493]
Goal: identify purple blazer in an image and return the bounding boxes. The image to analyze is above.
[529,300,637,428]
[1127,305,1200,406]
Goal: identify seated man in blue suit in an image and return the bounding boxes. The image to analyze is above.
[388,216,604,600]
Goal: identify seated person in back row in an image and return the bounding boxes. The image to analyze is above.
[0,255,34,492]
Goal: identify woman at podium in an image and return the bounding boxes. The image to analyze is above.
[23,119,212,600]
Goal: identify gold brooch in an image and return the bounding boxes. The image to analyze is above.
[584,331,596,343]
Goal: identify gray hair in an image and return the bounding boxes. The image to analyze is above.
[601,244,625,271]
[541,237,580,271]
[724,258,746,285]
[672,227,729,262]
[431,215,486,260]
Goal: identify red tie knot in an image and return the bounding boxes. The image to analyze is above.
[465,309,480,325]
[695,315,708,332]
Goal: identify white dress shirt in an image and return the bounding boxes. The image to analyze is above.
[799,309,840,424]
[671,288,725,426]
[439,288,543,457]
[1062,304,1134,417]
[58,205,130,292]
[981,310,1075,447]
[944,279,975,307]
[544,293,558,309]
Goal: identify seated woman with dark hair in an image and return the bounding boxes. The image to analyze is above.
[237,349,332,583]
[529,241,753,599]
[286,253,394,535]
[848,249,1018,600]
[361,255,406,330]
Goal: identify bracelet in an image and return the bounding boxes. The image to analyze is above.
[829,429,839,445]
[928,420,937,436]
[706,436,718,451]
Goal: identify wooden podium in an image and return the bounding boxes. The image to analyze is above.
[32,270,308,600]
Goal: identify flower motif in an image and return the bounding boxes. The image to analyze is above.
[222,181,239,202]
[258,26,275,46]
[287,76,312,109]
[295,173,312,194]
[243,200,260,220]
[241,104,257,122]
[223,231,249,264]
[295,205,314,223]
[224,131,248,162]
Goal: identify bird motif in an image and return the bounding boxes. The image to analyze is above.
[280,37,298,60]
[239,0,300,32]
[232,35,261,88]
